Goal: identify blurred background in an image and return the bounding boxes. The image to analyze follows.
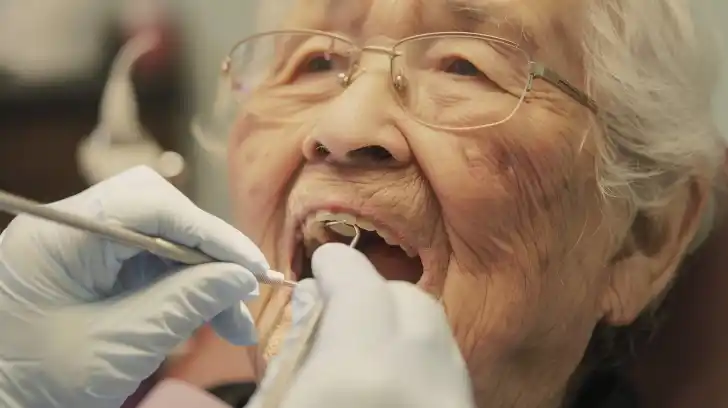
[0,0,258,230]
[0,0,726,231]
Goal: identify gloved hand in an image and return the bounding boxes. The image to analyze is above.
[250,243,476,408]
[0,166,268,408]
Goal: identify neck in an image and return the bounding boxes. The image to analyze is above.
[471,367,570,408]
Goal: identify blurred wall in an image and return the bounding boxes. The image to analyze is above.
[177,1,259,220]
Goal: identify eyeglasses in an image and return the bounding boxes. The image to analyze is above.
[221,29,597,130]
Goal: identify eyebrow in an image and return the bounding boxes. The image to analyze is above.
[445,0,538,50]
[446,0,508,28]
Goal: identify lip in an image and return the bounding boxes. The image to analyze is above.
[284,200,421,278]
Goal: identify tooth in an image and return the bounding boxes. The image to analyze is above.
[302,227,326,257]
[313,211,334,223]
[375,228,398,246]
[338,213,357,224]
[303,217,327,240]
[301,211,360,256]
[327,222,358,237]
[401,245,417,258]
[381,233,395,245]
[304,239,322,258]
[310,211,362,237]
[302,217,328,257]
[301,211,417,258]
[313,211,356,225]
[357,221,376,231]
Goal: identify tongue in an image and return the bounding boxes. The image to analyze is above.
[360,241,422,283]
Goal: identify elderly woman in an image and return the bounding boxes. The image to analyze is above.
[0,1,723,408]
[160,0,725,407]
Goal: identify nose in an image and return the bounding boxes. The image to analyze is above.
[302,75,412,167]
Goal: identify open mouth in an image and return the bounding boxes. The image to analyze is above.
[291,210,424,283]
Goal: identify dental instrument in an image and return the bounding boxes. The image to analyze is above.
[0,189,295,288]
[260,221,361,408]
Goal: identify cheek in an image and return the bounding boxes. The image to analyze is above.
[413,115,599,371]
[227,112,306,234]
[419,117,584,267]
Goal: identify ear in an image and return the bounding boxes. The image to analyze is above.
[600,179,709,325]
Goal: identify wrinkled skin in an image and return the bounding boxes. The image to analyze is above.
[223,0,706,407]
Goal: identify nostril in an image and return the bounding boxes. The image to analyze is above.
[348,146,394,163]
[309,140,399,165]
[314,142,331,158]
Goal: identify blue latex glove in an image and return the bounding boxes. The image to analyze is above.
[250,243,476,408]
[0,166,267,408]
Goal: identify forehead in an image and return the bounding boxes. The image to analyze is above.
[279,0,583,50]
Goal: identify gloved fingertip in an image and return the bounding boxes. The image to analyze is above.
[311,242,363,266]
[176,263,259,345]
[292,279,319,326]
[311,243,383,294]
[233,266,262,299]
[245,283,261,300]
[245,260,271,276]
[210,301,258,346]
[294,278,318,297]
[215,263,262,303]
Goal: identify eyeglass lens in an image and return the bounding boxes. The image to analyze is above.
[227,32,533,129]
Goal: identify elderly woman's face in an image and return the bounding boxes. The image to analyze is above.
[226,0,672,406]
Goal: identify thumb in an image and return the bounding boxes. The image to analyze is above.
[115,262,259,366]
[291,278,320,326]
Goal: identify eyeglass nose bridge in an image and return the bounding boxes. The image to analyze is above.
[337,45,402,88]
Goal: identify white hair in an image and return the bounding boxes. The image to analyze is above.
[584,0,724,211]
[196,0,725,220]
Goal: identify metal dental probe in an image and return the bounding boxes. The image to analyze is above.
[260,221,361,408]
[0,189,296,288]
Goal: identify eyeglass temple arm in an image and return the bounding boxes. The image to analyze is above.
[531,63,598,113]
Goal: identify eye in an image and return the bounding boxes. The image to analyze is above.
[300,53,334,73]
[443,58,482,77]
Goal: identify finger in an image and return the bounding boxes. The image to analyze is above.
[107,262,260,382]
[49,167,269,291]
[385,282,471,394]
[310,243,387,300]
[114,252,177,292]
[291,278,320,325]
[210,300,258,345]
[102,167,268,270]
[111,203,269,273]
[310,243,394,350]
[386,281,453,343]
